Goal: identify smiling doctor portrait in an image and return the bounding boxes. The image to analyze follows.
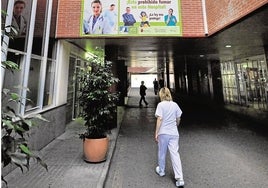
[83,0,112,34]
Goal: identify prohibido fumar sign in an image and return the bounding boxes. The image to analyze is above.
[80,0,182,36]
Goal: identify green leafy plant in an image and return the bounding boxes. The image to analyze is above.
[1,10,48,185]
[77,55,119,139]
[1,10,19,46]
[1,62,49,185]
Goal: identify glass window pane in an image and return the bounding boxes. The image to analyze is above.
[47,0,56,59]
[1,1,8,11]
[43,59,55,107]
[25,58,41,111]
[1,1,8,25]
[32,0,47,55]
[4,51,24,90]
[2,51,24,114]
[9,0,32,52]
[48,39,57,59]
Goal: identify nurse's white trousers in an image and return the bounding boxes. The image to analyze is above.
[158,134,183,180]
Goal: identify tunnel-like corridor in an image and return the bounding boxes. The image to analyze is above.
[3,88,268,187]
[105,88,268,188]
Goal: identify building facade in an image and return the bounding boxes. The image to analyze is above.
[1,0,268,175]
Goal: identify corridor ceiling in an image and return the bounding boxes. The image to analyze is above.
[68,5,268,73]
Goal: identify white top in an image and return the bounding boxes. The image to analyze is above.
[84,15,112,34]
[155,101,182,136]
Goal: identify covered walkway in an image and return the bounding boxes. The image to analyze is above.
[3,88,268,188]
[105,88,268,188]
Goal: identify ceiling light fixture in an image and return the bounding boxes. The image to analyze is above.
[225,45,232,48]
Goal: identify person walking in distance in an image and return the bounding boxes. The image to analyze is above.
[154,87,184,187]
[139,81,148,107]
[153,78,159,95]
[158,77,164,89]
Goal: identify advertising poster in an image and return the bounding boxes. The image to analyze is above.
[81,0,182,36]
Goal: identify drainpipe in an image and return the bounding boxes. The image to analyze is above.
[201,0,208,36]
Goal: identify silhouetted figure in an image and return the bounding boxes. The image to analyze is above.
[153,78,159,95]
[139,81,148,107]
[159,78,164,89]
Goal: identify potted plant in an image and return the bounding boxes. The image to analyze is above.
[77,53,119,163]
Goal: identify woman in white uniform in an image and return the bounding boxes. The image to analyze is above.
[155,87,184,187]
[83,0,112,34]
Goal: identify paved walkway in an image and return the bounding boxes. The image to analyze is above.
[3,88,268,188]
[105,88,268,188]
[2,87,154,188]
[3,106,125,188]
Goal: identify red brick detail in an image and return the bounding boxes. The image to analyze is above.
[206,0,268,35]
[55,0,267,38]
[181,0,206,37]
[56,0,82,37]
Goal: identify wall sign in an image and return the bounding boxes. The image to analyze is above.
[81,0,182,36]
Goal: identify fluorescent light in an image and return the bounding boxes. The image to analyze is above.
[225,45,232,48]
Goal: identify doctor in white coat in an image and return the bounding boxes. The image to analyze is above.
[83,0,112,34]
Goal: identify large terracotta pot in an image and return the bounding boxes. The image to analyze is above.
[83,137,109,163]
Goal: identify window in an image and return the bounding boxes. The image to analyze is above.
[26,58,42,111]
[221,61,238,104]
[32,0,47,55]
[3,0,56,115]
[9,0,33,52]
[43,59,56,107]
[221,56,268,110]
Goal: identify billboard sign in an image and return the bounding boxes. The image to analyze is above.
[81,0,182,36]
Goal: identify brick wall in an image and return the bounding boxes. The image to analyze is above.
[56,0,206,38]
[55,0,267,38]
[180,0,205,37]
[56,0,82,37]
[206,0,268,35]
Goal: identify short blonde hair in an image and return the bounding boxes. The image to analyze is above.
[159,87,172,101]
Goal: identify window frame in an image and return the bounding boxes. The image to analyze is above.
[2,0,56,116]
